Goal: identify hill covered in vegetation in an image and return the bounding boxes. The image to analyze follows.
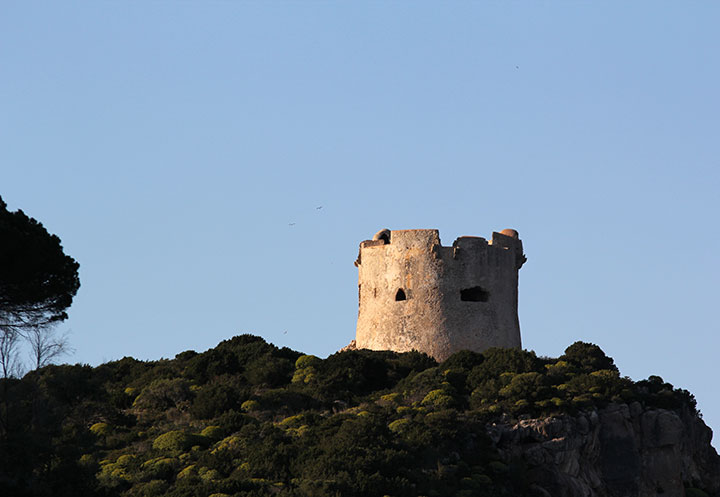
[0,336,715,497]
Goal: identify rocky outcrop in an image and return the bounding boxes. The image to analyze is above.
[487,403,720,497]
[339,339,357,352]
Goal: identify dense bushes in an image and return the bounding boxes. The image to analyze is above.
[189,378,250,419]
[0,335,701,497]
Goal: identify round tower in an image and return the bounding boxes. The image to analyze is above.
[354,228,526,361]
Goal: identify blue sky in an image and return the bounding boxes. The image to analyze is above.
[2,2,719,436]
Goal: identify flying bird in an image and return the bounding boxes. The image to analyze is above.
[316,206,323,210]
[288,223,296,226]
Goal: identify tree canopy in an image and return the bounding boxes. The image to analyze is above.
[0,196,80,330]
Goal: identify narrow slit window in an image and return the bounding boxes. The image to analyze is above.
[395,288,407,301]
[460,286,489,302]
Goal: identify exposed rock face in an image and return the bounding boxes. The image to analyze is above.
[488,403,720,497]
[339,339,357,353]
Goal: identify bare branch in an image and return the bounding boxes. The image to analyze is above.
[0,326,23,378]
[26,325,73,370]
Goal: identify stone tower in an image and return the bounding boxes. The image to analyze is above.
[354,228,526,361]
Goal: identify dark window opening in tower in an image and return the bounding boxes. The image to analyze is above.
[395,288,407,301]
[460,286,489,302]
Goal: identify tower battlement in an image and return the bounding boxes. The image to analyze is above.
[354,228,526,361]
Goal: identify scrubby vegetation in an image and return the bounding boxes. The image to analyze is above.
[0,335,698,497]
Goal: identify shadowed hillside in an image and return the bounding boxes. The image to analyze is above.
[0,335,716,497]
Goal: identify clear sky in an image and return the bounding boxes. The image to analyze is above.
[2,2,719,438]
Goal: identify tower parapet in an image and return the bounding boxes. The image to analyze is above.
[354,228,526,361]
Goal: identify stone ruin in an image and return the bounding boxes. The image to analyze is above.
[353,228,526,361]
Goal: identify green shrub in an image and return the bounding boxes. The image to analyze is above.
[560,341,617,373]
[295,355,321,369]
[177,464,197,479]
[217,409,255,432]
[245,355,295,387]
[498,372,547,401]
[200,425,224,440]
[189,379,249,419]
[141,457,178,479]
[133,378,192,411]
[78,453,96,469]
[278,414,307,428]
[241,399,259,412]
[212,434,243,455]
[421,389,455,409]
[388,418,412,433]
[293,354,321,384]
[152,431,196,454]
[468,348,542,389]
[200,468,221,481]
[316,350,395,400]
[442,349,486,370]
[126,479,169,497]
[90,422,110,436]
[545,360,572,379]
[116,454,139,468]
[98,458,134,488]
[256,389,320,414]
[380,392,401,403]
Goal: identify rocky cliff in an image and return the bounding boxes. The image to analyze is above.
[488,402,720,497]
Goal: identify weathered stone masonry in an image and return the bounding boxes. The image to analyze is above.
[354,228,526,361]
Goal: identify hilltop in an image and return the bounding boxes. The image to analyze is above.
[0,335,717,497]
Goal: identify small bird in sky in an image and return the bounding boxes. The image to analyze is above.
[288,223,296,226]
[283,330,287,335]
[316,206,323,210]
[515,65,519,69]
